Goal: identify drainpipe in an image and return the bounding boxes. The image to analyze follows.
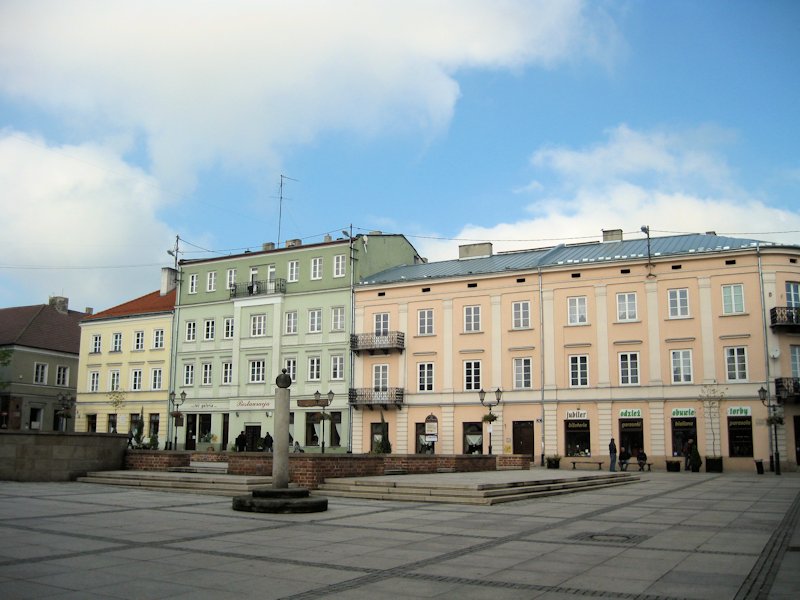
[756,243,775,470]
[538,266,546,467]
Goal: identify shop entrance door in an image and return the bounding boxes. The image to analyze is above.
[245,425,261,451]
[512,421,534,456]
[795,416,800,465]
[185,414,196,450]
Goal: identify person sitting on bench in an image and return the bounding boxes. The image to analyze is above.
[637,449,648,471]
[618,448,631,471]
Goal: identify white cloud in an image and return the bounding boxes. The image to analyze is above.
[0,0,615,190]
[415,125,800,262]
[0,132,174,311]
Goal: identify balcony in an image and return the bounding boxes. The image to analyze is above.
[230,279,286,299]
[348,388,405,409]
[770,307,800,332]
[350,332,405,354]
[775,377,800,404]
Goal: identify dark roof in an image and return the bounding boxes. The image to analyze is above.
[0,304,85,354]
[83,289,176,322]
[361,233,795,285]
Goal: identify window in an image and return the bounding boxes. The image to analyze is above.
[108,414,117,434]
[568,296,587,325]
[569,355,588,387]
[671,349,692,383]
[617,292,637,321]
[153,329,164,349]
[285,311,297,334]
[288,260,299,282]
[668,288,689,318]
[619,352,640,385]
[223,318,234,339]
[418,309,434,335]
[222,362,233,385]
[226,268,236,290]
[373,364,388,391]
[792,346,800,378]
[374,313,389,336]
[464,305,481,332]
[308,309,322,333]
[513,357,532,389]
[202,363,213,385]
[311,257,322,280]
[149,413,160,437]
[722,284,744,315]
[207,271,217,292]
[56,365,69,386]
[464,360,481,391]
[34,363,47,384]
[89,371,100,392]
[725,346,748,381]
[249,359,265,383]
[183,364,194,386]
[418,363,434,392]
[331,355,344,380]
[308,357,321,381]
[204,319,215,341]
[334,254,346,278]
[249,267,258,283]
[151,368,162,390]
[131,369,143,391]
[133,330,144,350]
[512,301,531,329]
[185,321,196,342]
[251,314,266,337]
[188,273,198,294]
[787,282,800,308]
[728,413,753,457]
[331,306,345,331]
[112,332,122,352]
[284,358,296,382]
[109,370,120,392]
[91,334,101,354]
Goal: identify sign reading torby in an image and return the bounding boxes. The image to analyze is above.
[727,406,752,416]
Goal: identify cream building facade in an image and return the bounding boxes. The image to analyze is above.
[351,231,800,472]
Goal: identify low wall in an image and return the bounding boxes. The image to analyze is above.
[0,431,128,482]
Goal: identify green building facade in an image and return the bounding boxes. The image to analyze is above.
[172,233,420,452]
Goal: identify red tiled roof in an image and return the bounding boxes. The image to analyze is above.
[0,304,85,354]
[83,289,176,321]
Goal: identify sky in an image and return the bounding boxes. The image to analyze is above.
[1,1,798,313]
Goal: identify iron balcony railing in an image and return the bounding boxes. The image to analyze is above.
[350,331,405,354]
[770,306,800,329]
[775,377,800,402]
[348,388,405,408]
[229,278,286,299]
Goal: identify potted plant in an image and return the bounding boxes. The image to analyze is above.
[546,455,561,469]
[666,459,681,472]
[689,443,703,472]
[482,413,498,423]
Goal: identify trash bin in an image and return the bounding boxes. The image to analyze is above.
[754,459,764,475]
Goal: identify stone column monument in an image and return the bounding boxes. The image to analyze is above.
[272,368,291,488]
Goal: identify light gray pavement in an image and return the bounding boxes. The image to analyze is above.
[0,469,798,600]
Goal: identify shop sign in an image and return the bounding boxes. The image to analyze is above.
[671,408,696,418]
[425,434,438,443]
[727,406,751,417]
[566,420,589,430]
[425,414,438,435]
[619,408,642,418]
[566,409,588,420]
[233,399,274,410]
[620,419,643,431]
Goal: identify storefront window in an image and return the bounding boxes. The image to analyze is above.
[415,422,435,454]
[671,413,697,456]
[565,419,591,456]
[728,413,753,457]
[463,422,482,454]
[619,418,644,456]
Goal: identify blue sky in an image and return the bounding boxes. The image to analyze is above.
[1,1,798,313]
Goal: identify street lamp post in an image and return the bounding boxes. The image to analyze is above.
[170,390,186,451]
[478,388,502,455]
[759,386,781,476]
[313,390,334,453]
[56,392,75,432]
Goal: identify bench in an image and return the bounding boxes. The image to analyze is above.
[571,460,604,470]
[619,461,653,472]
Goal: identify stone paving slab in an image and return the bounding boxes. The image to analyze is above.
[0,471,798,599]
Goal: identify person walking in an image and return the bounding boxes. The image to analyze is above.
[609,437,617,472]
[263,432,273,452]
[236,431,247,452]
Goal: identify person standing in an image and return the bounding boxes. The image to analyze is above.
[263,431,273,452]
[236,431,247,452]
[609,437,617,472]
[684,439,694,471]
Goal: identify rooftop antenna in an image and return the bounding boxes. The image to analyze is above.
[277,174,298,248]
[167,235,180,282]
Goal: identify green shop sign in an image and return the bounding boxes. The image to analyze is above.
[619,408,642,418]
[671,408,696,417]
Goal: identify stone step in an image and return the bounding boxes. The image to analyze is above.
[77,470,272,497]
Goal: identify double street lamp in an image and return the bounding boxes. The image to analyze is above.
[478,388,502,455]
[170,390,186,451]
[313,390,334,453]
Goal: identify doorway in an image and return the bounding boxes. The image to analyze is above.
[512,421,534,456]
[795,415,800,465]
[185,414,196,450]
[245,425,261,451]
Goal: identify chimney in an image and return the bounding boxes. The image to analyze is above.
[323,234,332,243]
[262,242,275,251]
[286,239,302,248]
[602,228,623,242]
[85,307,94,315]
[48,296,69,314]
[161,267,177,295]
[705,231,717,236]
[459,242,493,259]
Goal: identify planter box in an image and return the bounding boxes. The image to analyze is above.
[546,458,561,469]
[666,460,681,472]
[705,457,723,473]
